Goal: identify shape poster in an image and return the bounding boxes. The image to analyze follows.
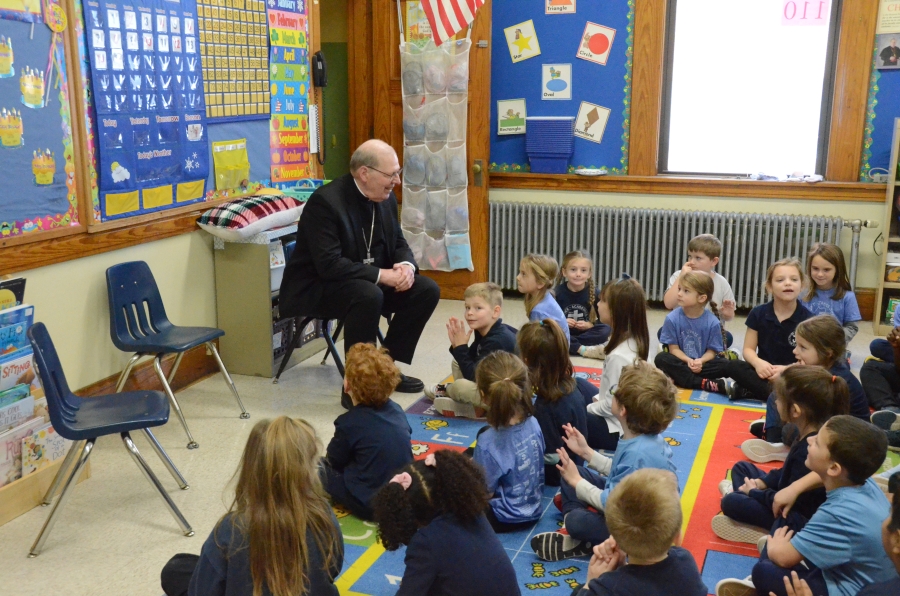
[84,0,210,220]
[0,3,80,240]
[0,0,42,24]
[497,98,526,135]
[267,0,310,184]
[541,63,570,100]
[577,21,615,66]
[545,0,575,15]
[197,0,269,120]
[574,101,610,144]
[504,19,540,63]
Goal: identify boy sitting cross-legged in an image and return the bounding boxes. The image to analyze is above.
[531,361,678,561]
[573,468,708,596]
[715,416,895,596]
[425,282,517,418]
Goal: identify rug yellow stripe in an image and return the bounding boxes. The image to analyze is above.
[680,406,724,534]
[682,398,766,413]
[337,542,386,596]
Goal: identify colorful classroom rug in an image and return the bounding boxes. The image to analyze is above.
[332,365,897,596]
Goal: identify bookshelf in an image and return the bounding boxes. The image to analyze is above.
[874,118,900,337]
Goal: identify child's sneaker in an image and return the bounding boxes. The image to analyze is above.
[581,345,606,360]
[871,409,900,431]
[748,419,765,439]
[718,479,733,496]
[757,535,768,554]
[711,513,768,544]
[701,378,729,395]
[553,493,563,512]
[728,383,756,402]
[741,439,789,463]
[433,397,484,419]
[423,383,449,401]
[530,528,593,562]
[715,577,756,596]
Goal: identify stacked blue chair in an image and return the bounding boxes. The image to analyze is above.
[106,261,249,449]
[26,323,193,557]
[526,116,575,174]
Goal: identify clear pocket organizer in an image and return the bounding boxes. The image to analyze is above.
[403,144,428,187]
[423,234,449,271]
[425,189,448,231]
[446,189,468,233]
[401,188,427,230]
[446,231,473,271]
[402,227,426,264]
[445,144,467,189]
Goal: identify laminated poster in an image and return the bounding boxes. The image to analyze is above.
[0,0,43,24]
[497,98,526,135]
[576,21,615,66]
[545,0,575,15]
[267,0,311,185]
[574,101,610,145]
[504,20,540,63]
[84,0,210,219]
[541,63,571,100]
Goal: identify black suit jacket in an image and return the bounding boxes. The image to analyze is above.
[279,173,416,317]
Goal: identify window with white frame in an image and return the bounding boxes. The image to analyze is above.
[659,0,841,177]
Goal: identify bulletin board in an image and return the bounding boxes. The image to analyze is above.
[861,47,900,181]
[0,0,84,244]
[489,0,634,174]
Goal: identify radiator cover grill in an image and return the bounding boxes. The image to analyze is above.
[488,202,845,308]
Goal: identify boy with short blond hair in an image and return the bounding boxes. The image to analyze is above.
[575,468,707,595]
[426,282,517,418]
[663,233,736,321]
[715,416,894,596]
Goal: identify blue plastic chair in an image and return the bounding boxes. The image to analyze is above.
[106,261,249,449]
[26,323,193,557]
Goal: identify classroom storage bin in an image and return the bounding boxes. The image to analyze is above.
[526,117,574,174]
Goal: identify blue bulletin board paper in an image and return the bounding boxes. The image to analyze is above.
[861,43,900,181]
[490,0,633,174]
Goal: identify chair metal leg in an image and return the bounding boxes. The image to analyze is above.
[114,353,143,393]
[319,320,342,366]
[206,342,250,419]
[141,429,189,490]
[40,439,85,506]
[153,355,199,449]
[166,352,186,386]
[29,440,94,557]
[120,432,193,537]
[321,321,345,377]
[273,317,306,384]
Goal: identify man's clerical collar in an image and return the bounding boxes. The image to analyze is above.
[353,177,375,203]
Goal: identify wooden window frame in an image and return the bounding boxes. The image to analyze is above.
[492,0,882,202]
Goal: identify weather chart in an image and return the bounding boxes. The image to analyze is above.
[84,0,210,219]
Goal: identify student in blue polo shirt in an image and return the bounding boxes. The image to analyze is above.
[724,258,812,402]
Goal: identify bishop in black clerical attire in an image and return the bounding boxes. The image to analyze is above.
[279,140,440,405]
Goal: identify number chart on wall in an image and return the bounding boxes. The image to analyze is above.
[197,0,269,120]
[82,0,211,220]
[489,0,634,174]
[0,0,82,242]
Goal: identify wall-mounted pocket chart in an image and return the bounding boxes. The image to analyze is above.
[489,0,634,174]
[83,0,210,220]
[0,0,83,243]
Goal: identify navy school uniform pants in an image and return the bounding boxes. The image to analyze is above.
[654,352,732,391]
[568,323,611,355]
[752,545,827,596]
[559,466,610,546]
[721,461,809,533]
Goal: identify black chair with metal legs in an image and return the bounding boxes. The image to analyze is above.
[25,322,193,557]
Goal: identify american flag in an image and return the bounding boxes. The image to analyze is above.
[420,0,485,46]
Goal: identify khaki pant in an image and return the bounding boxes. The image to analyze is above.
[446,360,485,408]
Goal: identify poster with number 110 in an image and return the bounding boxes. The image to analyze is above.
[781,0,829,26]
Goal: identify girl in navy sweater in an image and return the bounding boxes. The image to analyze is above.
[372,450,521,596]
[160,417,343,596]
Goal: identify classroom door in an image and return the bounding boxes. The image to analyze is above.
[349,0,491,300]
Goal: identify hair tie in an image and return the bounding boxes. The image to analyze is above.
[389,472,413,491]
[502,377,511,382]
[539,320,545,326]
[424,453,437,467]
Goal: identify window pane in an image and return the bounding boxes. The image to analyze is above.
[663,0,835,175]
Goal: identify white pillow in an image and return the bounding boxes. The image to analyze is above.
[196,192,304,242]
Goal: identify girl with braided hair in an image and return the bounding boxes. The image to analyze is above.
[555,250,611,359]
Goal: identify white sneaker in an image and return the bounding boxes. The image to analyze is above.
[581,345,606,360]
[719,479,734,497]
[741,439,789,463]
[423,383,449,401]
[716,577,756,596]
[711,513,768,544]
[433,397,477,418]
[757,534,768,555]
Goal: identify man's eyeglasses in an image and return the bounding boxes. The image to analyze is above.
[368,166,403,181]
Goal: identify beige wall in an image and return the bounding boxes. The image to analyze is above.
[17,232,217,391]
[489,188,883,288]
[319,0,347,43]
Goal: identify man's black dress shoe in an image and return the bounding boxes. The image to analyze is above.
[396,374,424,393]
[341,390,353,410]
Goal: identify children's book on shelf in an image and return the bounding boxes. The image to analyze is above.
[21,423,70,477]
[0,384,29,410]
[0,417,45,487]
[0,318,31,355]
[0,304,33,328]
[0,348,42,397]
[0,392,34,431]
[0,278,26,311]
[33,396,48,423]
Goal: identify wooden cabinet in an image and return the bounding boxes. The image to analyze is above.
[873,118,900,337]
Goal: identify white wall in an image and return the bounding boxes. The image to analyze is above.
[489,188,881,288]
[17,232,216,391]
